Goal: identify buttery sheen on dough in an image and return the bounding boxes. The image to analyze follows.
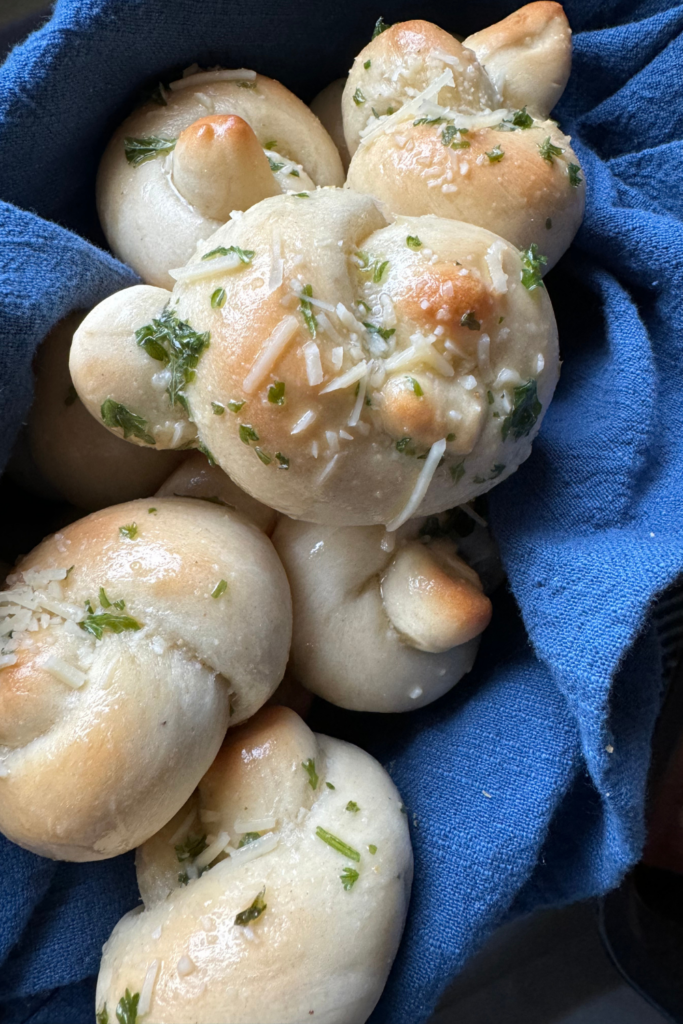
[96,706,413,1024]
[98,68,344,287]
[0,498,291,860]
[71,188,559,528]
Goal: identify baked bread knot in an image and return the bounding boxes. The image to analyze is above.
[97,68,345,287]
[272,509,493,711]
[310,78,351,171]
[96,706,412,1024]
[24,312,186,511]
[156,452,278,536]
[71,189,559,527]
[343,7,582,270]
[0,498,291,860]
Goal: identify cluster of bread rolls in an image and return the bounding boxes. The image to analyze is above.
[1,5,582,1021]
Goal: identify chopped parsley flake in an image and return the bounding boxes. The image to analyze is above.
[406,235,422,249]
[486,145,505,163]
[293,192,310,198]
[396,436,417,456]
[363,321,395,340]
[211,287,226,308]
[202,245,255,263]
[450,462,465,483]
[496,107,533,131]
[520,243,547,290]
[460,310,481,330]
[353,87,366,106]
[368,844,377,855]
[101,399,155,445]
[238,80,257,89]
[315,826,361,862]
[441,124,470,149]
[289,168,300,177]
[119,523,138,540]
[113,599,125,610]
[372,16,390,38]
[275,451,290,469]
[148,508,157,515]
[228,399,245,412]
[490,463,506,478]
[80,611,141,640]
[238,832,261,847]
[234,887,266,926]
[341,867,359,890]
[197,441,216,466]
[364,59,372,69]
[175,832,208,863]
[135,307,210,413]
[267,156,284,172]
[373,260,389,283]
[211,579,228,599]
[326,782,336,790]
[255,447,272,465]
[406,376,423,396]
[346,801,360,813]
[239,424,259,444]
[264,140,278,150]
[300,283,318,336]
[268,381,286,405]
[446,432,455,442]
[124,135,176,166]
[501,378,542,441]
[96,1006,109,1024]
[568,163,583,187]
[302,758,319,789]
[65,384,78,406]
[538,136,564,163]
[114,989,139,1024]
[414,115,448,126]
[212,401,225,415]
[99,587,111,608]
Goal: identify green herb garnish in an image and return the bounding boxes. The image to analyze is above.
[490,463,506,478]
[201,245,255,263]
[119,523,138,540]
[373,260,389,283]
[135,307,210,413]
[300,283,318,336]
[414,115,448,126]
[538,136,564,163]
[289,168,300,177]
[315,826,361,862]
[302,758,319,789]
[255,447,272,465]
[326,782,336,790]
[372,16,390,38]
[520,243,547,290]
[175,832,208,863]
[101,399,155,445]
[96,1007,109,1024]
[293,191,310,198]
[406,376,423,396]
[275,451,290,469]
[267,156,284,172]
[212,402,225,415]
[197,441,216,465]
[115,989,139,1024]
[486,145,505,163]
[446,432,455,442]
[238,832,261,847]
[238,80,257,89]
[264,140,278,150]
[406,235,422,249]
[228,399,245,413]
[496,107,533,131]
[212,579,228,599]
[501,378,542,441]
[114,599,125,610]
[441,124,470,149]
[99,587,111,608]
[568,163,582,187]
[396,436,416,456]
[346,801,360,813]
[341,867,359,890]
[234,887,266,926]
[124,135,176,166]
[239,424,259,444]
[353,87,366,106]
[267,381,285,405]
[364,59,372,69]
[80,612,141,641]
[368,844,377,855]
[211,287,226,308]
[363,321,395,340]
[148,508,157,514]
[460,310,481,330]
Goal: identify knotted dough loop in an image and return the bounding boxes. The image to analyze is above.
[96,706,412,1024]
[272,512,492,712]
[97,69,345,287]
[342,7,583,270]
[0,498,291,860]
[71,188,559,527]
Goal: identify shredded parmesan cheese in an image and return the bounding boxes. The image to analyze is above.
[44,656,87,689]
[167,808,197,847]
[243,316,298,393]
[138,960,159,1017]
[302,341,324,386]
[177,955,195,978]
[195,830,231,869]
[348,368,368,426]
[169,251,246,282]
[291,409,316,434]
[320,360,368,394]
[386,438,447,532]
[234,815,277,833]
[485,240,508,294]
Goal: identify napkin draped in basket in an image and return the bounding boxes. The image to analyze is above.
[1,1,683,1022]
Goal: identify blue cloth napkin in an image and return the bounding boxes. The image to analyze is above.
[1,1,682,1021]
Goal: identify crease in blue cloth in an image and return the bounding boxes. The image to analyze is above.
[0,2,682,1022]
